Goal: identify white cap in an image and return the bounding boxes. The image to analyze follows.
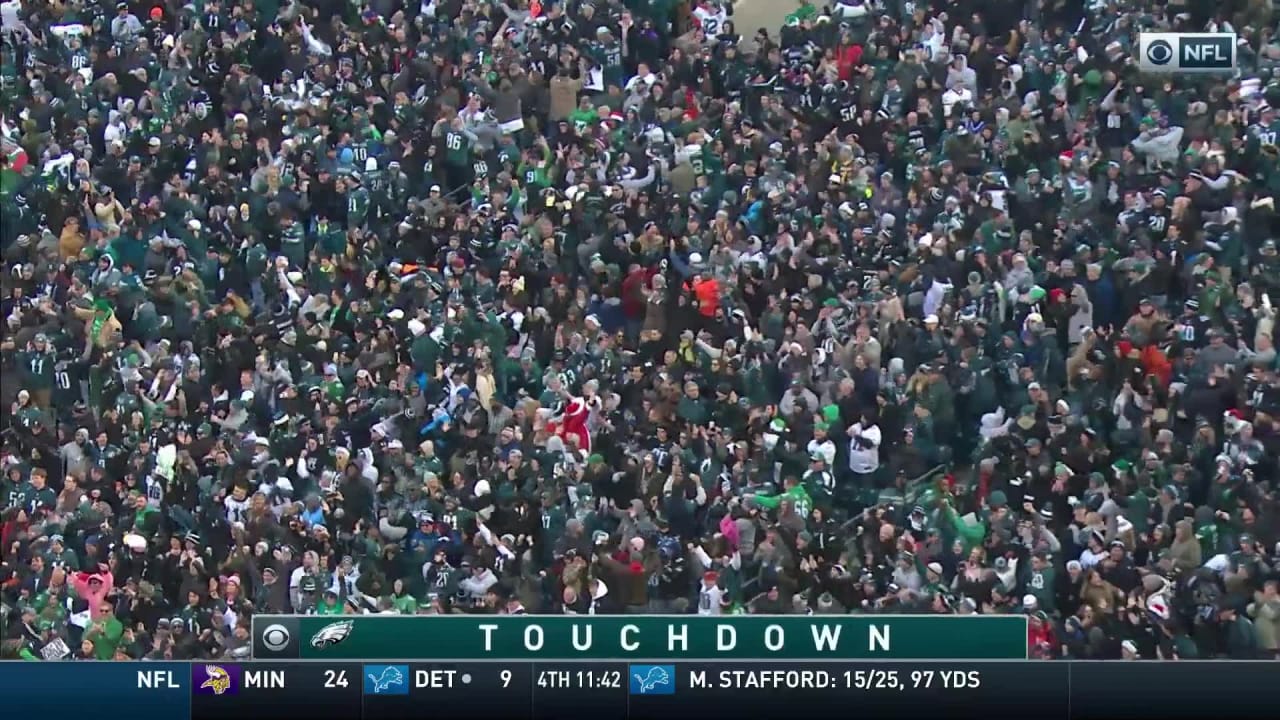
[407,319,426,336]
[924,314,939,325]
[1022,594,1038,609]
[387,309,405,321]
[365,157,377,172]
[689,252,703,265]
[286,271,304,284]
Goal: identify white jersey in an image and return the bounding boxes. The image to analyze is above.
[847,424,882,474]
[143,475,165,508]
[697,584,725,615]
[693,6,728,40]
[224,495,250,524]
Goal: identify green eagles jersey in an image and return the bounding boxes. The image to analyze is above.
[1026,565,1056,612]
[243,244,269,277]
[393,102,419,128]
[0,43,17,84]
[281,222,305,245]
[24,486,56,514]
[540,505,566,535]
[422,157,440,187]
[569,108,597,134]
[346,187,370,226]
[315,220,346,257]
[67,48,90,73]
[20,350,55,389]
[4,480,31,509]
[690,147,707,175]
[315,599,344,615]
[444,130,471,166]
[52,358,86,411]
[427,564,458,596]
[1250,120,1280,148]
[519,163,549,189]
[280,222,306,265]
[753,483,813,517]
[15,406,41,431]
[364,169,385,194]
[321,378,345,402]
[598,41,624,84]
[350,141,370,164]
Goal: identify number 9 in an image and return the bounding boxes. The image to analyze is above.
[501,670,512,688]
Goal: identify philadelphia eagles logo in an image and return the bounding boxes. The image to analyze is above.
[310,620,355,649]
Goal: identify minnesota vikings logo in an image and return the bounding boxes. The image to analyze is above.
[200,665,233,695]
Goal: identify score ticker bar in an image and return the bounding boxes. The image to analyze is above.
[2,661,1278,720]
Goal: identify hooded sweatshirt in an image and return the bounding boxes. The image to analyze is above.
[1131,126,1185,168]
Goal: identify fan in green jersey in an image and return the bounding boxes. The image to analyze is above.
[344,173,370,229]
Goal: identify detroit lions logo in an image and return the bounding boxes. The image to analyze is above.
[632,665,671,693]
[367,666,405,693]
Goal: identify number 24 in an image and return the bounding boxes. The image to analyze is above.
[324,670,349,688]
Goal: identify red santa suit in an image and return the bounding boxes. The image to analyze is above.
[546,397,592,454]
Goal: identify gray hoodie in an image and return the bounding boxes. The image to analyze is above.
[613,499,658,546]
[945,56,978,95]
[1131,126,1185,167]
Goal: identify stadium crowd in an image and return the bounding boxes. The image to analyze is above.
[2,0,1279,663]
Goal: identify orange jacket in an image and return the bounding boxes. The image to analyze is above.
[1141,345,1172,388]
[690,277,719,317]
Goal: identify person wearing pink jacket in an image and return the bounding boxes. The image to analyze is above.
[71,565,115,620]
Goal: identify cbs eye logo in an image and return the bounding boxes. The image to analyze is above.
[1146,39,1174,66]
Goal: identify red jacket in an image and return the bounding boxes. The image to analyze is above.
[1141,345,1173,388]
[621,268,655,319]
[1028,622,1058,659]
[836,44,864,82]
[1,517,29,561]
